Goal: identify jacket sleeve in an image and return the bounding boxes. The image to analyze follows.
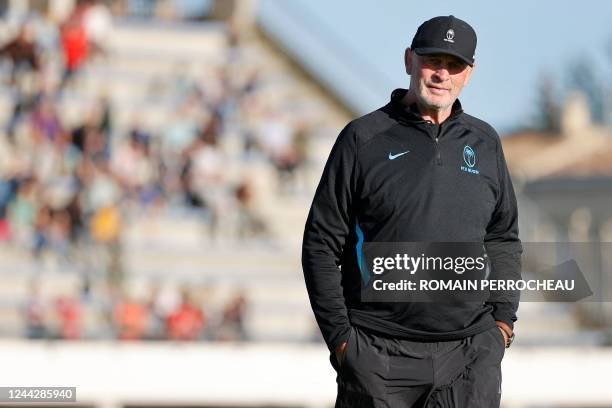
[302,123,357,352]
[484,137,523,330]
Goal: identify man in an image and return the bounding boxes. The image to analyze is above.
[302,15,521,407]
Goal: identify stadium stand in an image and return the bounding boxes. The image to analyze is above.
[0,0,348,344]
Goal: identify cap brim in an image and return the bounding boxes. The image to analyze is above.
[414,47,474,66]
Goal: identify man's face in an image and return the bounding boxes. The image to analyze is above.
[405,49,474,111]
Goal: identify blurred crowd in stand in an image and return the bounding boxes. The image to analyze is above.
[24,279,248,341]
[0,0,314,341]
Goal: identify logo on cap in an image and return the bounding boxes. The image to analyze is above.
[444,29,455,43]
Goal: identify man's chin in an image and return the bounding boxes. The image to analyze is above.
[419,99,450,112]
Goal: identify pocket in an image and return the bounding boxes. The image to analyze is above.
[339,326,356,368]
[330,327,355,373]
[491,326,507,351]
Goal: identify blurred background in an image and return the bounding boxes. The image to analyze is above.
[0,0,610,407]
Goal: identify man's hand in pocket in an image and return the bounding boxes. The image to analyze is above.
[335,341,348,365]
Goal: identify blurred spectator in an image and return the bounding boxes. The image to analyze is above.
[65,187,85,245]
[290,121,310,190]
[90,204,121,243]
[184,120,227,240]
[216,291,247,341]
[47,207,72,260]
[23,280,47,339]
[0,176,15,241]
[111,127,160,206]
[0,23,40,84]
[54,295,81,340]
[0,20,48,141]
[166,288,205,341]
[113,292,148,340]
[4,83,40,141]
[257,109,299,193]
[71,104,112,158]
[8,178,38,247]
[59,4,89,88]
[144,283,167,340]
[90,203,123,286]
[235,179,267,240]
[83,0,113,57]
[32,204,51,257]
[30,96,63,143]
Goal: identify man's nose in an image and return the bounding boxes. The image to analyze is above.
[432,67,450,81]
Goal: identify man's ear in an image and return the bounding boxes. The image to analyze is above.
[464,63,475,86]
[404,48,413,75]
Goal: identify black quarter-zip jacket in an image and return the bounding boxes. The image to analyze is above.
[302,89,522,352]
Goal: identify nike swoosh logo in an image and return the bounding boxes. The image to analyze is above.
[388,150,410,160]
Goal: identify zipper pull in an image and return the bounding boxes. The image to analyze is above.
[434,136,442,165]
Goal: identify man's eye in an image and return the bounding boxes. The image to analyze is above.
[449,62,467,71]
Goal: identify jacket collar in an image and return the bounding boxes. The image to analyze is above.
[385,88,464,125]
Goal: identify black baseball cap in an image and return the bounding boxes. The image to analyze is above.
[410,15,477,66]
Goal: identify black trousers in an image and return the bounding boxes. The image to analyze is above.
[329,325,505,407]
